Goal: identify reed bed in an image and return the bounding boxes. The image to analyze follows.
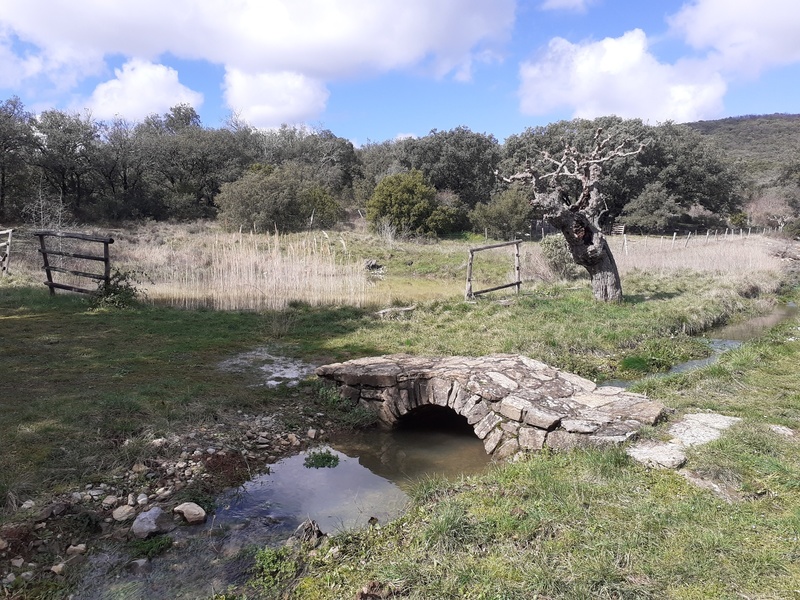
[127,229,368,311]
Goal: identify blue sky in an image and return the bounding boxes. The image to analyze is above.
[1,0,799,144]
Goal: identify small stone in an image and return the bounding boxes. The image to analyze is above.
[173,502,207,525]
[126,558,151,575]
[131,463,147,474]
[112,505,137,522]
[127,493,136,506]
[66,544,87,556]
[50,563,66,575]
[307,428,317,439]
[2,573,15,585]
[20,500,35,510]
[287,433,299,446]
[11,557,24,568]
[0,537,8,551]
[769,424,794,437]
[101,495,118,509]
[19,571,34,582]
[136,493,149,506]
[71,492,83,503]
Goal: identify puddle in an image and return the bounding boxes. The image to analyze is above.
[217,348,316,387]
[72,425,489,599]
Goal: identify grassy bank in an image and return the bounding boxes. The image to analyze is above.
[275,315,800,600]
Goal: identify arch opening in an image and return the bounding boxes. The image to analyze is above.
[395,405,474,436]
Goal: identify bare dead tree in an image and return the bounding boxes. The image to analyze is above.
[499,128,646,302]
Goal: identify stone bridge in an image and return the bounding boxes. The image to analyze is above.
[315,354,666,460]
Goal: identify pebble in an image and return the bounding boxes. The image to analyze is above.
[136,494,149,506]
[101,495,118,508]
[112,505,137,522]
[20,500,35,510]
[50,563,66,575]
[66,544,87,556]
[0,537,8,551]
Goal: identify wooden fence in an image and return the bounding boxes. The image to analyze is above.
[34,230,114,295]
[0,228,12,276]
[465,239,522,300]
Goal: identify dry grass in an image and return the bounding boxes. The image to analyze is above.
[612,232,785,276]
[5,222,791,310]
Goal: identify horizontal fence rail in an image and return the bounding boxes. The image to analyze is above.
[34,230,114,295]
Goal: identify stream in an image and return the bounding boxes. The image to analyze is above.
[72,303,797,599]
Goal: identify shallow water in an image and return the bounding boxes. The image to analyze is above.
[74,426,489,599]
[607,302,798,386]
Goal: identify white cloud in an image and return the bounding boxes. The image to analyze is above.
[519,29,726,123]
[539,0,595,12]
[669,0,800,77]
[0,0,515,124]
[84,59,203,121]
[223,69,329,128]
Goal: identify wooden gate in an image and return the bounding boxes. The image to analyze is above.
[465,240,522,300]
[34,230,114,295]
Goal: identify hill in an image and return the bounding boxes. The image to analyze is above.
[687,113,800,186]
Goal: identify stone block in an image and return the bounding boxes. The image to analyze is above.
[499,395,532,422]
[474,412,502,439]
[483,428,504,453]
[466,401,491,425]
[430,378,453,407]
[561,418,601,433]
[501,421,520,435]
[494,438,520,460]
[557,370,597,392]
[487,371,519,391]
[518,426,546,450]
[340,385,360,403]
[523,406,563,430]
[455,393,480,416]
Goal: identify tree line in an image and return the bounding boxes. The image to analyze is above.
[1,96,797,236]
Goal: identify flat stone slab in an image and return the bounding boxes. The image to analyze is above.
[316,354,667,458]
[626,412,742,470]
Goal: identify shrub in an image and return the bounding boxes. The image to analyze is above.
[366,170,437,235]
[469,186,533,240]
[216,163,343,233]
[539,235,584,280]
[93,268,147,308]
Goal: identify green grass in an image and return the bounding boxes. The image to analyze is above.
[0,270,783,512]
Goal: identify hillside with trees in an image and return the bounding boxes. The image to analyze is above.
[1,95,798,236]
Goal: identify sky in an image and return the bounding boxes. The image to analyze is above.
[1,0,799,145]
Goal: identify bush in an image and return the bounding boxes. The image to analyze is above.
[93,268,147,308]
[366,170,437,235]
[469,186,533,240]
[539,235,584,280]
[216,163,343,233]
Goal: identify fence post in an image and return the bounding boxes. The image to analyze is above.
[671,232,677,249]
[684,232,691,247]
[0,229,12,276]
[514,241,521,295]
[465,249,474,300]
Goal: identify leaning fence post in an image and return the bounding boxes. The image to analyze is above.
[0,229,12,276]
[671,232,677,249]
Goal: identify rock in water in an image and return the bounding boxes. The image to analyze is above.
[173,502,207,524]
[131,507,174,539]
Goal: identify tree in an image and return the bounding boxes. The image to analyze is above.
[619,181,683,232]
[501,128,645,302]
[32,109,100,216]
[0,96,35,220]
[366,170,437,235]
[402,127,501,209]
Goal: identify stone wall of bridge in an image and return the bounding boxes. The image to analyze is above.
[315,354,666,459]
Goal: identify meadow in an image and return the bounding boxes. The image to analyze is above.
[1,221,798,599]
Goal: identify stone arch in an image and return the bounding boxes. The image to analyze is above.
[315,354,666,459]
